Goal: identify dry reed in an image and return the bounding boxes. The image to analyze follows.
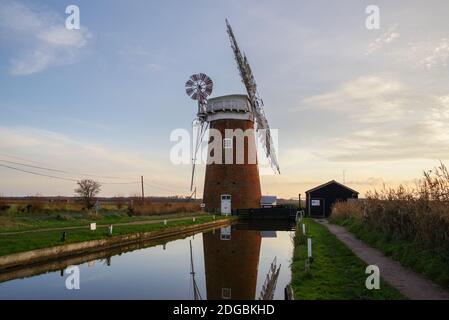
[332,162,449,251]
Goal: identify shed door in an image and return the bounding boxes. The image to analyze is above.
[221,194,231,215]
[310,198,325,217]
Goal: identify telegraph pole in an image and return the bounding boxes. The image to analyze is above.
[141,176,145,202]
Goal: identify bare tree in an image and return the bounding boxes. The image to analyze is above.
[75,179,101,209]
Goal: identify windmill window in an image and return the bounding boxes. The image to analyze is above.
[223,138,233,149]
[220,226,231,240]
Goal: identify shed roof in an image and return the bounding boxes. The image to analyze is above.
[305,180,359,195]
[260,195,277,204]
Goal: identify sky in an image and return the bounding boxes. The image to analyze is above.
[0,0,449,198]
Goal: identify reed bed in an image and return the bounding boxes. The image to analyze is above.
[332,161,449,252]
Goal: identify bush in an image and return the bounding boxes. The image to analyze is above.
[331,201,363,222]
[131,201,200,216]
[26,197,46,213]
[56,214,73,221]
[331,162,449,252]
[0,196,10,215]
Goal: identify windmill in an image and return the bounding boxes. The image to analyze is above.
[184,20,279,213]
[185,73,213,191]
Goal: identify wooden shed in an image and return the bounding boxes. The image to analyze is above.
[305,180,359,217]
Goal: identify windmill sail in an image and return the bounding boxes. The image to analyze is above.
[258,257,281,300]
[226,19,280,174]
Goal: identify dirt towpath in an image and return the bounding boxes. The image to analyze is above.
[318,220,449,300]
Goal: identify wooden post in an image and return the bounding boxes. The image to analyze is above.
[141,176,145,202]
[298,193,301,209]
[308,238,312,259]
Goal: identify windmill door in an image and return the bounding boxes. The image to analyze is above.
[221,194,232,215]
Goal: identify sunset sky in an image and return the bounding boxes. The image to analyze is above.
[1,0,449,198]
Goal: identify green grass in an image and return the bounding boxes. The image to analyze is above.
[0,211,206,233]
[0,215,228,257]
[291,219,405,300]
[332,217,449,290]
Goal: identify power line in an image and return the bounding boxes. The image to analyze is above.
[0,153,51,166]
[0,164,140,185]
[0,158,136,180]
[143,182,184,193]
[0,154,189,193]
[0,164,77,182]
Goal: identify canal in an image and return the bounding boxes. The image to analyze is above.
[0,221,295,300]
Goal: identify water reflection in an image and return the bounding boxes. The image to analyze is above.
[203,228,262,300]
[0,221,294,300]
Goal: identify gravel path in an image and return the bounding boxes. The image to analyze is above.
[319,220,449,300]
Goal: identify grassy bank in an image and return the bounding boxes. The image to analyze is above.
[0,215,229,257]
[332,216,449,290]
[291,219,405,300]
[0,211,205,233]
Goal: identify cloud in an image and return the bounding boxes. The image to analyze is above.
[117,44,163,72]
[402,38,449,70]
[366,25,400,55]
[347,177,385,186]
[419,38,449,69]
[0,1,91,75]
[302,75,414,123]
[302,73,449,162]
[146,63,162,71]
[0,126,155,172]
[320,94,449,162]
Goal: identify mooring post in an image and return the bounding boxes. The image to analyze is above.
[108,225,113,236]
[307,238,313,264]
[302,223,306,235]
[61,231,66,242]
[193,217,196,222]
[164,219,167,226]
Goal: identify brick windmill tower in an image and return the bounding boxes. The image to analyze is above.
[185,20,280,214]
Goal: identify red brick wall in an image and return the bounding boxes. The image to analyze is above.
[203,119,262,212]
